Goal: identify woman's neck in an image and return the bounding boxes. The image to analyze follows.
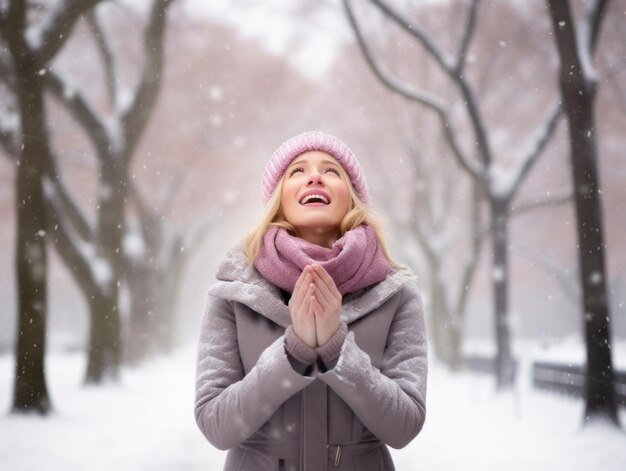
[297,227,340,248]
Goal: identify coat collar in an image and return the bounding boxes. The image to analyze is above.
[207,242,416,328]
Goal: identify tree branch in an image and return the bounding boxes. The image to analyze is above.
[369,0,453,72]
[346,3,443,109]
[0,48,17,91]
[127,178,155,227]
[511,186,573,217]
[121,0,173,157]
[44,68,110,157]
[469,186,572,245]
[85,8,118,109]
[33,0,104,63]
[42,147,93,242]
[454,71,492,166]
[508,100,563,201]
[368,0,492,168]
[602,55,626,116]
[397,114,435,226]
[0,111,19,158]
[513,239,580,306]
[456,181,485,315]
[42,175,97,288]
[587,0,609,54]
[455,0,481,74]
[0,56,21,162]
[343,0,483,180]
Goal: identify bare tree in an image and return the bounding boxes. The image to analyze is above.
[42,0,175,382]
[0,0,176,384]
[123,175,214,363]
[547,0,619,426]
[343,0,563,388]
[377,109,487,370]
[0,0,104,414]
[388,120,572,370]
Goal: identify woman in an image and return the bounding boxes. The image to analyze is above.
[195,131,428,471]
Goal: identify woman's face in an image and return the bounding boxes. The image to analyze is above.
[280,151,351,246]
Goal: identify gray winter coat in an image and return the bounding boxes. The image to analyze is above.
[194,243,428,471]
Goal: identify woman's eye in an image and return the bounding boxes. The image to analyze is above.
[288,167,304,177]
[325,167,340,175]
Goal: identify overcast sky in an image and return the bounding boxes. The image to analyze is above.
[182,0,351,78]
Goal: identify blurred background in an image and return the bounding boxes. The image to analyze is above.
[0,0,625,469]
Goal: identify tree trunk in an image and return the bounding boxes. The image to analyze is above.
[429,269,450,365]
[12,73,51,413]
[124,191,164,363]
[4,4,52,414]
[429,272,463,370]
[156,241,186,353]
[548,0,618,426]
[573,98,618,424]
[85,290,121,382]
[125,258,160,364]
[490,197,515,389]
[85,159,126,382]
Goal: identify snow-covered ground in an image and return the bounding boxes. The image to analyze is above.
[1,341,625,471]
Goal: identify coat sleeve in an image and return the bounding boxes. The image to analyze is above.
[317,282,428,449]
[194,294,315,450]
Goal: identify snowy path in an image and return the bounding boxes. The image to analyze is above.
[1,345,625,471]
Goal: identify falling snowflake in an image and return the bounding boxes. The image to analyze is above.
[589,272,602,285]
[492,266,505,282]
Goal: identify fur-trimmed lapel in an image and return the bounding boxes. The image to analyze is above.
[207,243,416,327]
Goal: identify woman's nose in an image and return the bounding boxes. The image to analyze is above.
[307,172,323,186]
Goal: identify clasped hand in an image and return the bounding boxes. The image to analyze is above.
[288,264,342,348]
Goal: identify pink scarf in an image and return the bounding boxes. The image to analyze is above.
[254,225,390,295]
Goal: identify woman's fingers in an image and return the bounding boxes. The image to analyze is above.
[309,293,322,317]
[293,266,309,291]
[304,280,315,308]
[289,265,342,348]
[312,264,341,299]
[296,277,313,315]
[291,268,309,303]
[291,268,312,310]
[310,270,333,307]
[310,266,341,317]
[289,274,318,348]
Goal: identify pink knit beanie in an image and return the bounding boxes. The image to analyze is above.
[262,131,369,204]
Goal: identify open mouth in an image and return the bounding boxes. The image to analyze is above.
[299,193,330,205]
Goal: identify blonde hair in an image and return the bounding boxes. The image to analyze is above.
[242,166,397,268]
